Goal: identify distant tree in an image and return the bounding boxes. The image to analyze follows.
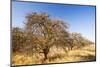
[12,27,26,53]
[25,12,69,60]
[69,32,94,50]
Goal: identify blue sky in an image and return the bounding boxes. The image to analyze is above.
[12,1,96,42]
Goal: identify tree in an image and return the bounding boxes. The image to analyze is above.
[12,27,26,53]
[69,32,94,50]
[24,12,69,60]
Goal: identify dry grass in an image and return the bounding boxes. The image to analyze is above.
[12,44,96,66]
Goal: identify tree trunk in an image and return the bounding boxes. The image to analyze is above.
[43,46,49,61]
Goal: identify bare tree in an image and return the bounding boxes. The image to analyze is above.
[24,12,69,60]
[69,32,94,50]
[12,27,26,53]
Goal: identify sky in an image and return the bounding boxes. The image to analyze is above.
[12,1,96,42]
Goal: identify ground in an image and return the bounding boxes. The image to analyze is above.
[12,44,96,66]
